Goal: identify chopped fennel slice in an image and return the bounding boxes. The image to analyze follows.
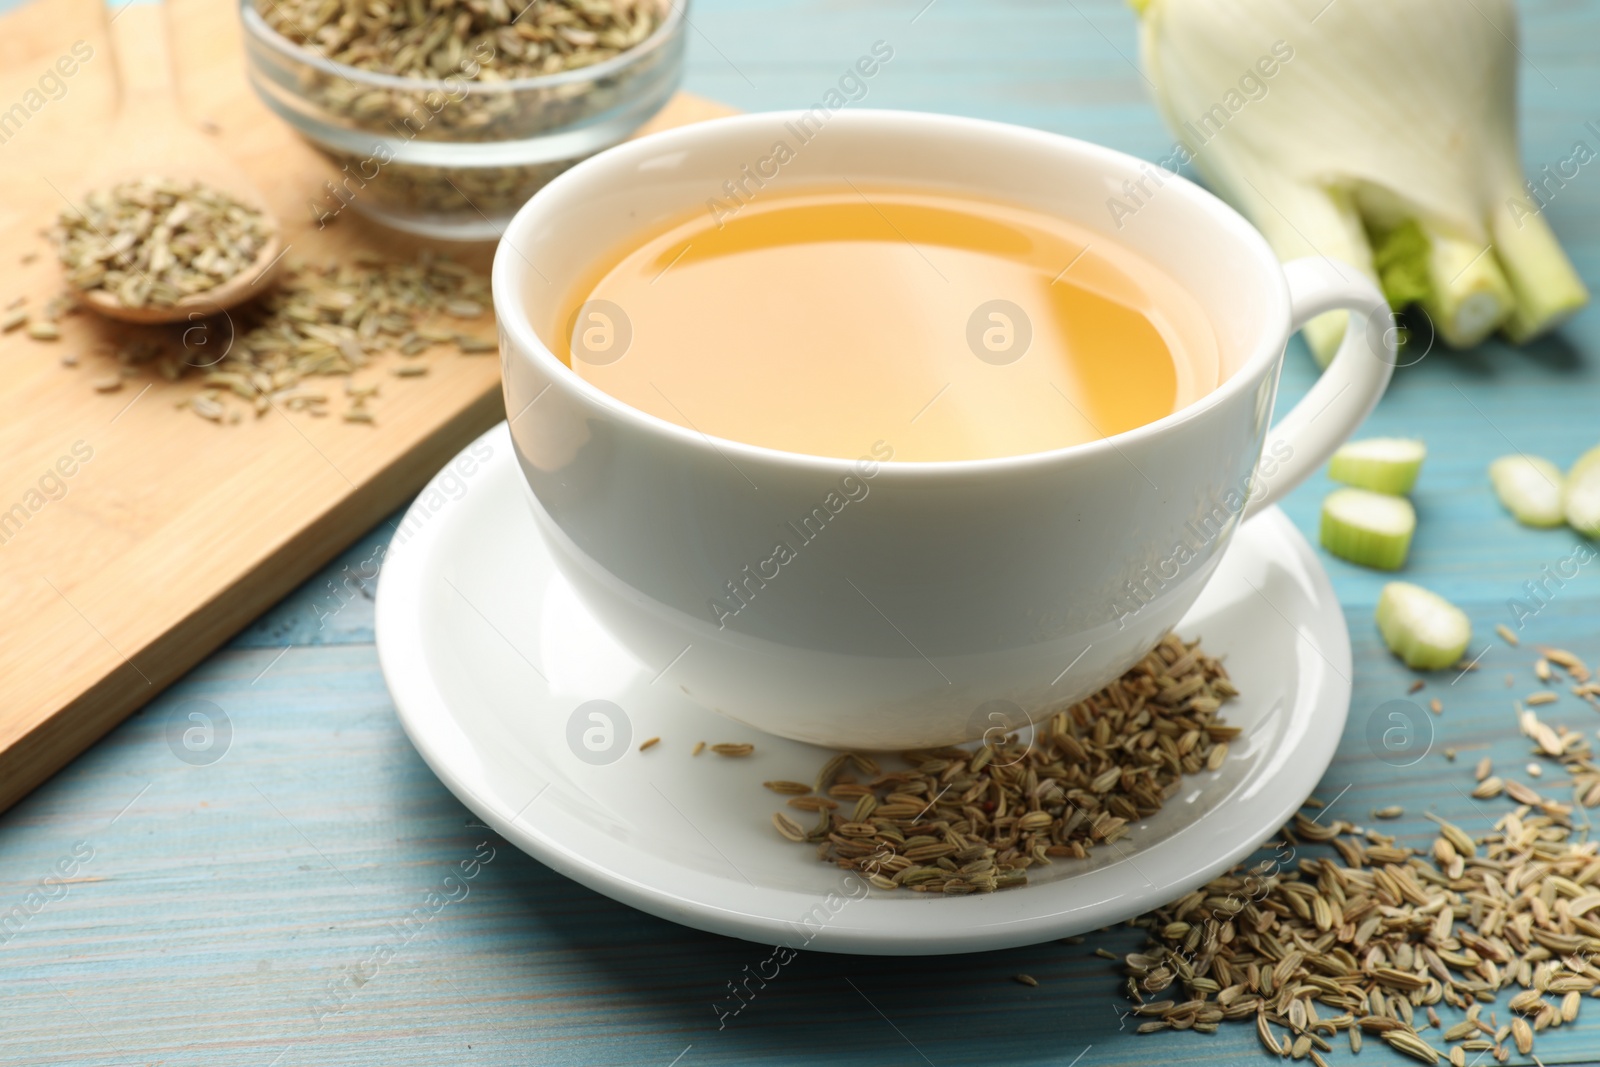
[1328,438,1426,495]
[1376,582,1472,671]
[1488,455,1565,528]
[1321,488,1415,571]
[1565,445,1600,538]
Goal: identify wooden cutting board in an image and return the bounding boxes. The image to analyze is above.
[0,0,732,813]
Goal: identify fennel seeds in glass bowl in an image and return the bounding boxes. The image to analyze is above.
[242,0,687,239]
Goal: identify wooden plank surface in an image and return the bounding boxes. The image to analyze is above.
[4,0,1600,1065]
[0,0,730,815]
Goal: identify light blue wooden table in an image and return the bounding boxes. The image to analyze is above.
[5,2,1600,1064]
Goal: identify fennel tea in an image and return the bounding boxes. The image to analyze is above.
[558,186,1220,461]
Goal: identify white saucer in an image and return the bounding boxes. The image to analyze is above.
[375,424,1351,956]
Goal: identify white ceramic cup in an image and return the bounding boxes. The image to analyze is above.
[494,110,1393,750]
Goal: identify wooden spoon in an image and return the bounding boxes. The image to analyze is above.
[68,0,282,325]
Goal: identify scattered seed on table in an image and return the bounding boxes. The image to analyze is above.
[60,353,78,367]
[1125,696,1600,1062]
[639,737,659,752]
[26,321,58,340]
[692,741,705,756]
[1014,974,1038,987]
[1472,776,1504,798]
[1527,691,1557,706]
[81,254,489,421]
[1543,647,1590,679]
[1429,698,1442,714]
[763,780,810,795]
[1526,762,1542,778]
[2,308,26,332]
[392,364,428,377]
[1496,624,1520,646]
[712,743,753,757]
[1444,747,1457,760]
[1374,805,1403,819]
[1408,678,1425,693]
[91,376,121,392]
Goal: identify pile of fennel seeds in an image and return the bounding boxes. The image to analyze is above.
[257,0,661,83]
[768,633,1240,895]
[1123,698,1600,1066]
[178,253,493,423]
[35,252,493,423]
[55,177,272,309]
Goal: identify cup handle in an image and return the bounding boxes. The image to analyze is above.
[1242,257,1396,520]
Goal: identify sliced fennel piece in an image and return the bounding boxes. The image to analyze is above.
[1321,488,1415,570]
[1328,438,1426,495]
[1565,445,1600,537]
[1376,582,1472,670]
[1488,455,1565,528]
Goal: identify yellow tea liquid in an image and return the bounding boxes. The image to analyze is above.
[557,186,1219,462]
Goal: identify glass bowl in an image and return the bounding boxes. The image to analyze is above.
[241,0,686,240]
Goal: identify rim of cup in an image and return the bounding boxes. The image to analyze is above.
[493,108,1292,476]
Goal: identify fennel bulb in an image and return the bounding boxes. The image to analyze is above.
[1130,0,1588,364]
